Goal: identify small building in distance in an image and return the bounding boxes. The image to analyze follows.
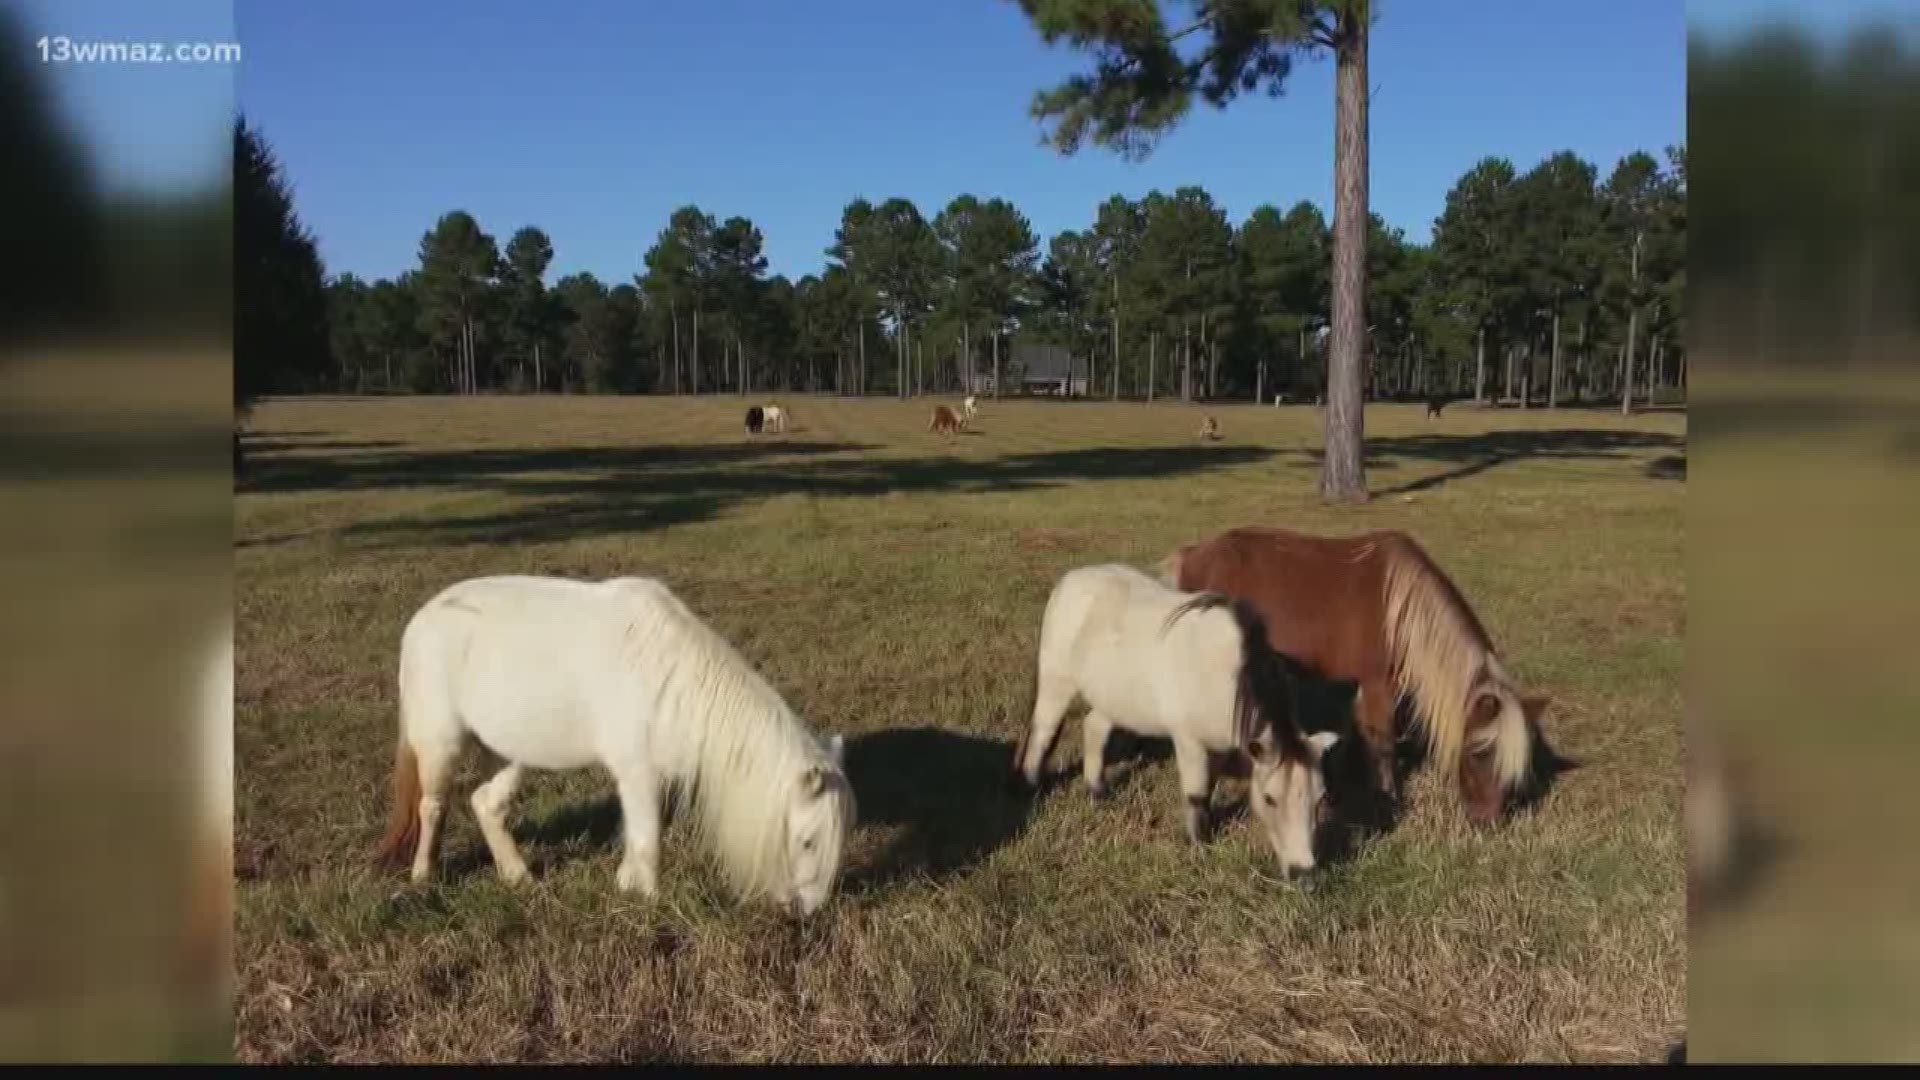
[975,341,1087,397]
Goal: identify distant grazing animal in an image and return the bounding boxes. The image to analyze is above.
[764,404,788,434]
[744,406,765,435]
[930,404,964,436]
[963,395,979,425]
[1425,395,1448,419]
[376,575,856,915]
[1198,415,1221,441]
[1011,564,1353,877]
[1161,527,1562,826]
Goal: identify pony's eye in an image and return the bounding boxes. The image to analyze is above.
[802,838,814,851]
[1262,793,1277,807]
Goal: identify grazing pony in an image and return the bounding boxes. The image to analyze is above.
[1011,564,1351,876]
[376,575,856,915]
[1424,394,1448,419]
[744,406,765,435]
[1161,527,1557,825]
[1198,414,1221,440]
[963,395,979,426]
[763,404,788,434]
[929,405,964,437]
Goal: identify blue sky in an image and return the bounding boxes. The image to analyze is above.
[30,2,1699,282]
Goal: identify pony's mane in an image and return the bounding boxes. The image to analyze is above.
[1162,592,1305,760]
[1377,534,1529,789]
[612,581,851,900]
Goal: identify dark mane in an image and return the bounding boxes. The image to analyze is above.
[1163,593,1306,759]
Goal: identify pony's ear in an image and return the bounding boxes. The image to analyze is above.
[1306,730,1341,759]
[1520,695,1552,724]
[826,733,846,768]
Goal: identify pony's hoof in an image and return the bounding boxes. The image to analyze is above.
[615,863,657,896]
[1086,782,1109,801]
[498,863,531,886]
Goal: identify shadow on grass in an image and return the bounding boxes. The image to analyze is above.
[841,727,1036,891]
[1288,428,1686,496]
[299,444,1275,549]
[1647,454,1687,480]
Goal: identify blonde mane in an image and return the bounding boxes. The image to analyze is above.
[613,582,853,900]
[1378,537,1531,790]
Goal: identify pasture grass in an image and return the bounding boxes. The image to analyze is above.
[235,393,1684,1063]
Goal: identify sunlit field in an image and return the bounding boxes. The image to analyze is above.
[234,394,1684,1063]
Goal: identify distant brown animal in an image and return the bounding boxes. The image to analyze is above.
[1198,415,1221,440]
[930,405,963,436]
[1160,526,1565,826]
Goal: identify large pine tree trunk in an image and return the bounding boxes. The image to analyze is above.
[1622,232,1642,416]
[963,322,971,395]
[1148,332,1157,403]
[1474,326,1486,404]
[670,303,680,393]
[992,330,1001,400]
[1549,310,1561,409]
[692,308,701,394]
[1647,331,1660,404]
[1321,6,1369,502]
[1181,319,1191,401]
[857,321,866,395]
[1111,275,1121,401]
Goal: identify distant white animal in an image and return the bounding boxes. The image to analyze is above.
[1011,563,1350,877]
[962,395,978,426]
[377,575,856,915]
[763,404,788,434]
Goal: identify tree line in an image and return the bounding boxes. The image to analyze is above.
[275,140,1683,410]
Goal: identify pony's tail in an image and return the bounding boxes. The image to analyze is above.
[375,739,422,868]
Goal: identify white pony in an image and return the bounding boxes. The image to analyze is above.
[762,404,788,434]
[1011,564,1349,877]
[962,395,978,427]
[377,575,856,915]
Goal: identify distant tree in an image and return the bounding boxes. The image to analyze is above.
[1088,195,1147,398]
[1432,158,1523,404]
[1237,201,1329,399]
[502,226,557,392]
[234,116,330,421]
[1137,186,1233,400]
[640,206,716,393]
[937,196,1040,397]
[825,199,884,395]
[1015,0,1378,501]
[709,216,769,394]
[1511,151,1600,408]
[414,210,500,394]
[1040,229,1101,388]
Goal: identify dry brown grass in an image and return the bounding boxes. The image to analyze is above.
[235,394,1684,1063]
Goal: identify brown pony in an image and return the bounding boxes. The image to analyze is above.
[929,405,964,436]
[1198,415,1221,440]
[1160,526,1557,825]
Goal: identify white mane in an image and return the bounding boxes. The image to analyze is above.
[608,580,848,900]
